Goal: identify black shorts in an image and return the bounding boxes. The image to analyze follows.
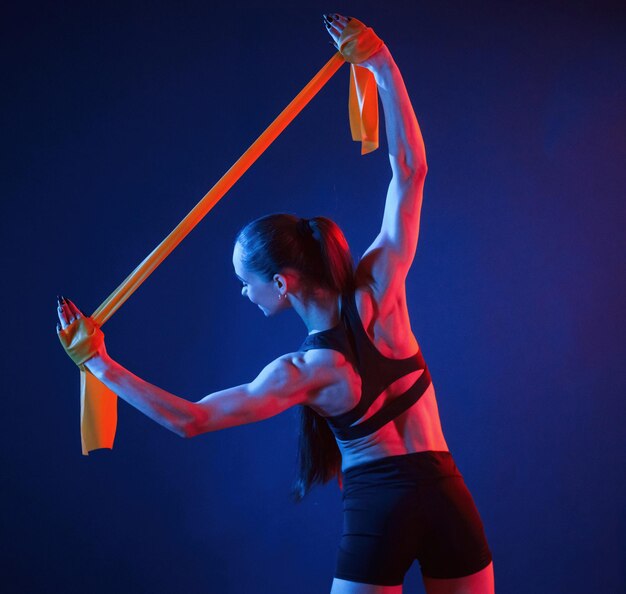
[335,451,492,586]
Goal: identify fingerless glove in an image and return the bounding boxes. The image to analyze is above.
[58,316,105,368]
[338,18,384,64]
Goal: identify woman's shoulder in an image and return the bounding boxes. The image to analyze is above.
[294,346,353,371]
[351,284,419,359]
[282,348,360,411]
[289,346,359,387]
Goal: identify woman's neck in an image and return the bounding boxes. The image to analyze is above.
[290,290,342,335]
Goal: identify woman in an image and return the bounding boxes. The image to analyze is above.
[57,13,494,594]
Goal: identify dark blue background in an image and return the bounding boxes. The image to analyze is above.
[3,1,625,592]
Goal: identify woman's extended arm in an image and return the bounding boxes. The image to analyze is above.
[58,297,322,438]
[83,351,316,438]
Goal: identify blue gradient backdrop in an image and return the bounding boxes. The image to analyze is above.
[2,1,625,593]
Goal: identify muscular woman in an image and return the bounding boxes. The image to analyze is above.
[57,13,494,594]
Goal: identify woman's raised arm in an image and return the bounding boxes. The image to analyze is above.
[327,14,428,292]
[368,45,428,182]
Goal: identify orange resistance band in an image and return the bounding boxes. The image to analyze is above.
[77,49,381,455]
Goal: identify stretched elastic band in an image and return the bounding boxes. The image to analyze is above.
[76,46,382,455]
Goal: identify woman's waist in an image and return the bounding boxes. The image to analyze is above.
[342,448,457,476]
[340,449,462,499]
[337,409,450,472]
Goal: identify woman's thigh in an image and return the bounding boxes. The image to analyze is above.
[330,577,403,594]
[422,561,494,594]
[329,562,494,594]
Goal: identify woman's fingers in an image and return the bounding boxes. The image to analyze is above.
[327,22,340,37]
[57,296,67,329]
[65,298,84,320]
[56,295,83,332]
[323,15,335,33]
[323,13,355,49]
[332,13,350,26]
[324,13,345,43]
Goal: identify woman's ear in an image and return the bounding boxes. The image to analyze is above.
[273,273,287,292]
[273,270,298,294]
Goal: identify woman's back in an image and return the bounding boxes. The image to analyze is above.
[304,282,449,472]
[300,23,449,471]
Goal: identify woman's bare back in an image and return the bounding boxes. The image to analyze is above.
[306,285,448,472]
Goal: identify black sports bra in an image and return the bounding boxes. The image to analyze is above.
[298,290,432,440]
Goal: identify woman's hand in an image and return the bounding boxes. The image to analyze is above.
[323,13,388,71]
[323,12,350,49]
[56,296,108,367]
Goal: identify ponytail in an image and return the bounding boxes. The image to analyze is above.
[295,216,355,296]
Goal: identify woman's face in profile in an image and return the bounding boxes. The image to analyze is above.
[232,242,285,317]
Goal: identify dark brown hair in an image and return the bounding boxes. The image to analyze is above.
[234,213,355,501]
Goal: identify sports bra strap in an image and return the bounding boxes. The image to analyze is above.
[327,365,432,440]
[298,289,433,441]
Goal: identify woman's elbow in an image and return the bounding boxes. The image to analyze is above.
[178,422,196,438]
[394,154,427,184]
[407,158,427,181]
[183,423,210,439]
[182,408,212,438]
[181,425,196,438]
